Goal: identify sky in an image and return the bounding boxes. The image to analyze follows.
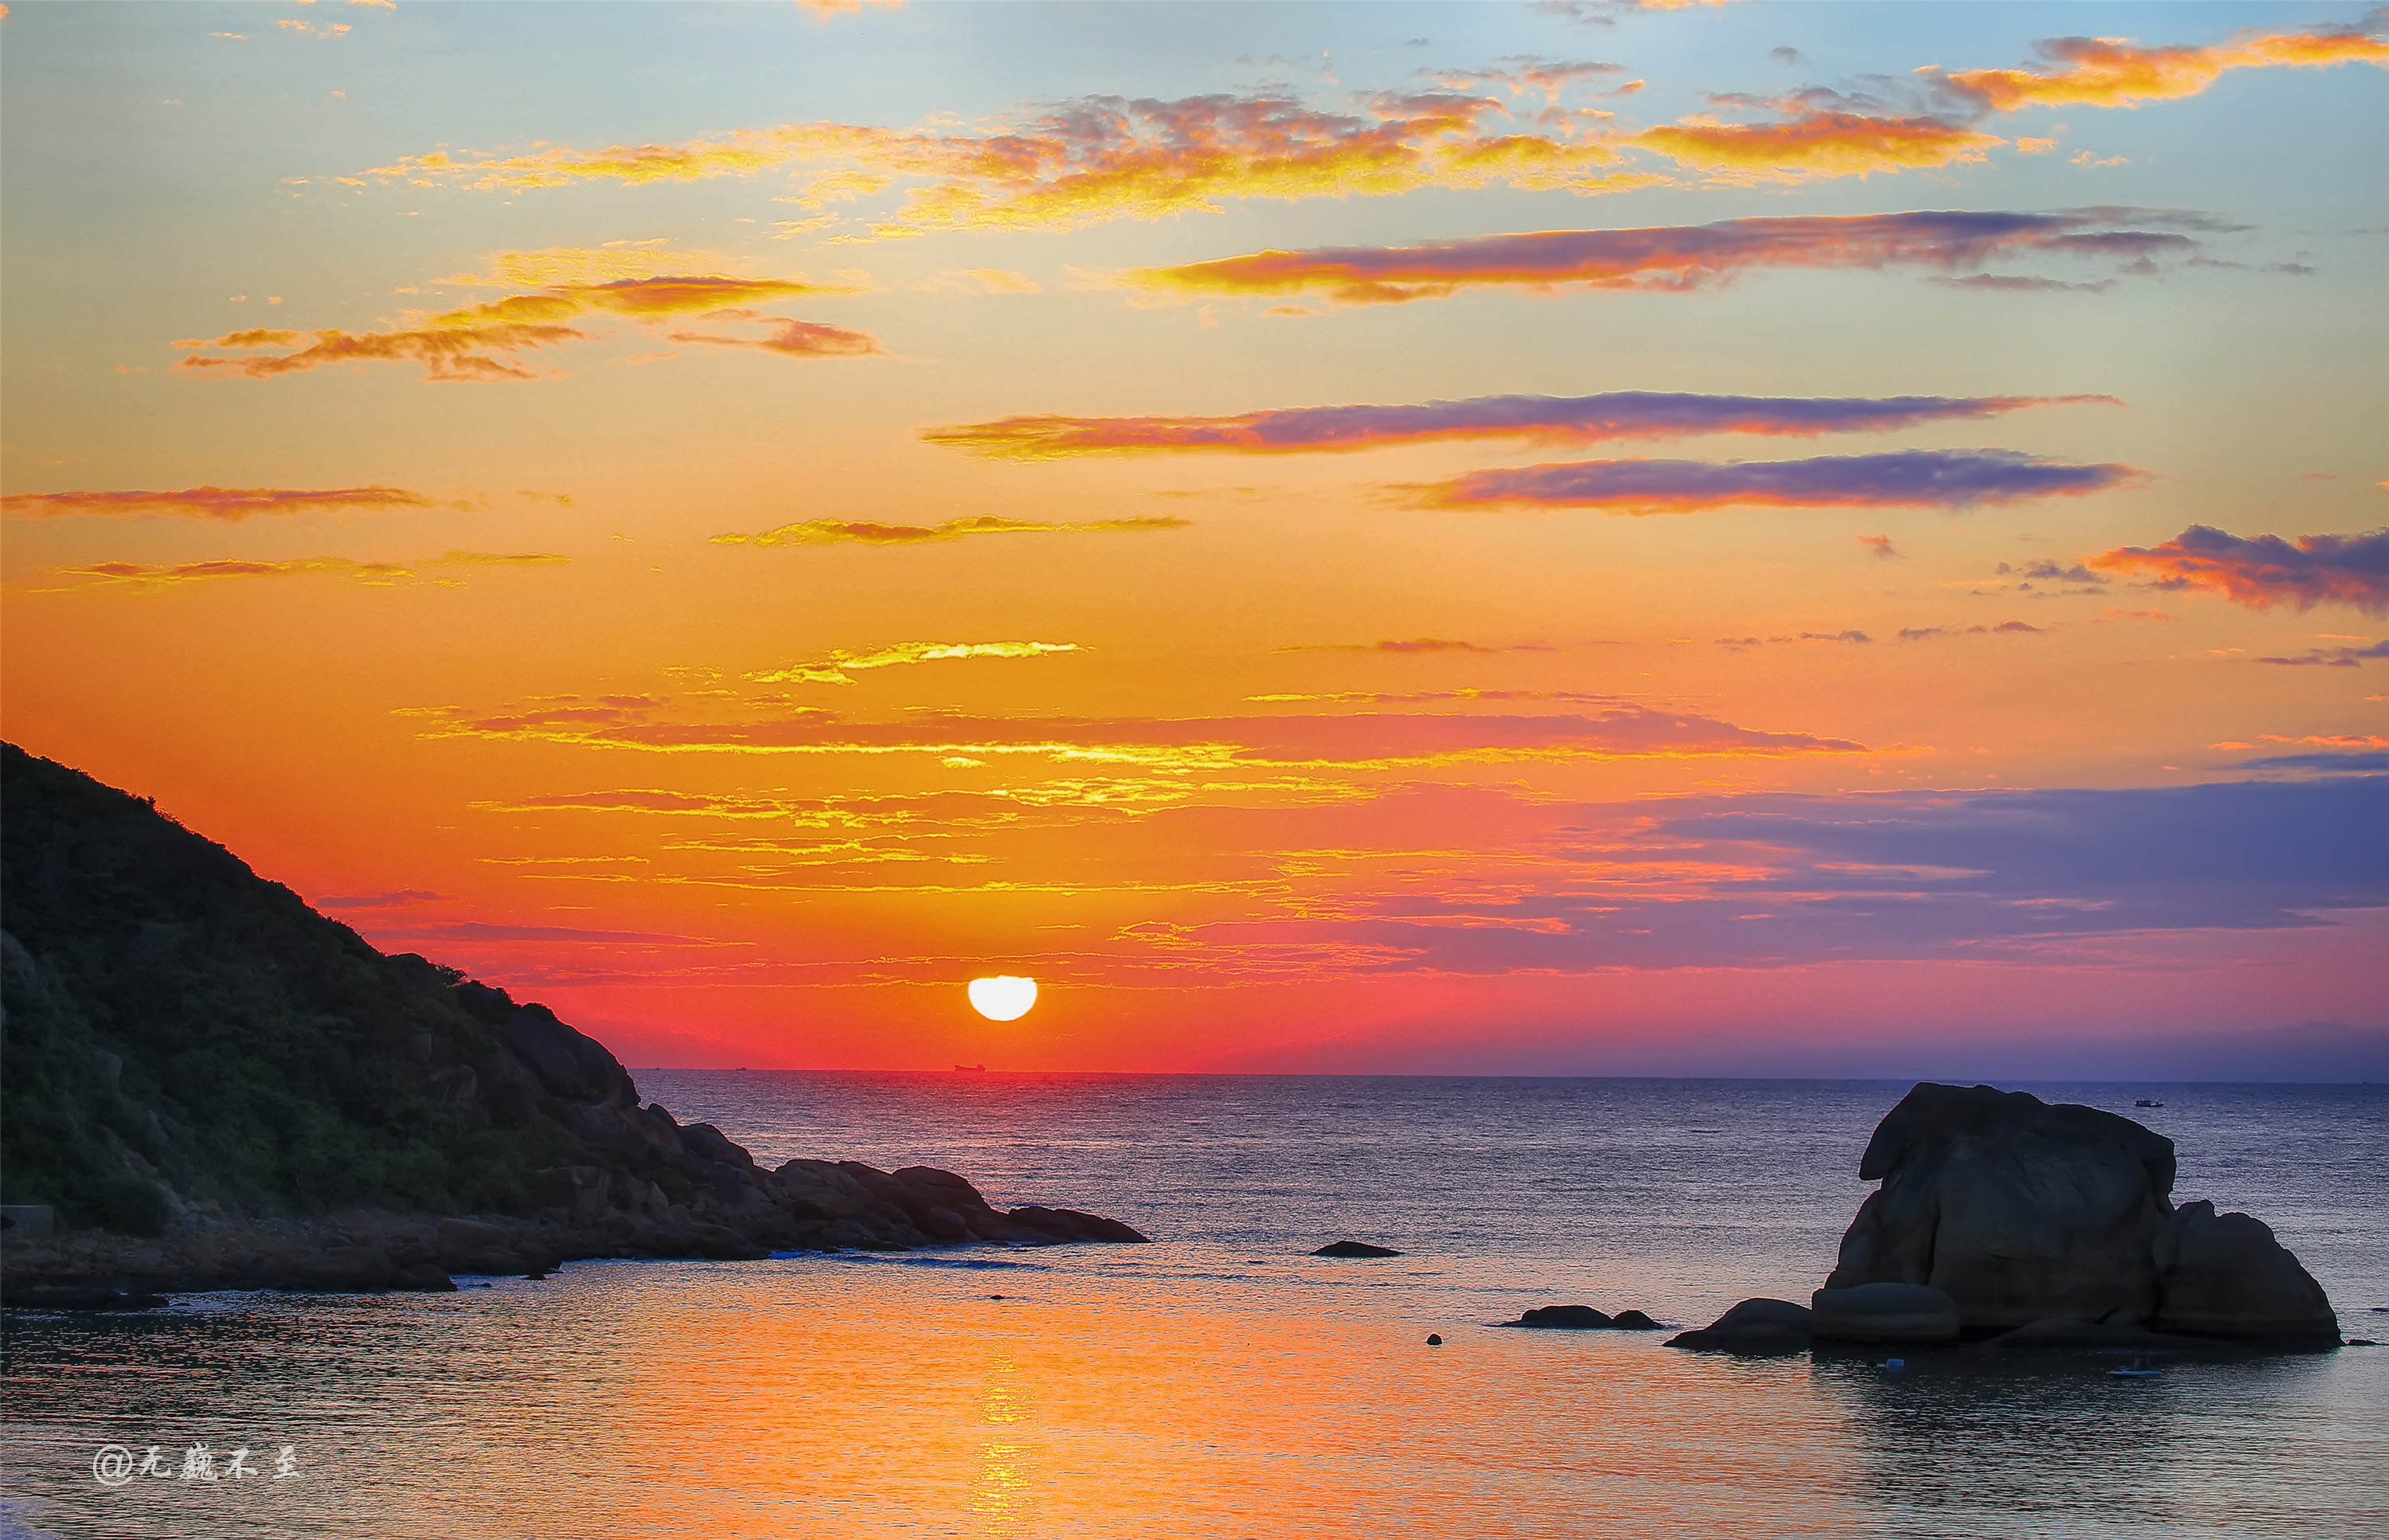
[3,0,2385,1078]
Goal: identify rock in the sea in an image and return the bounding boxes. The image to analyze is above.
[1312,1241,1401,1257]
[1812,1282,1961,1344]
[1610,1310,1660,1331]
[1664,1297,1812,1353]
[2150,1201,2339,1347]
[1824,1083,2339,1347]
[1515,1304,1613,1329]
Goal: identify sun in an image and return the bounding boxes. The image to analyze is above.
[968,975,1038,1022]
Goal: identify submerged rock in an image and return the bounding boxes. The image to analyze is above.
[1313,1241,1402,1258]
[1665,1297,1812,1353]
[1824,1083,2340,1350]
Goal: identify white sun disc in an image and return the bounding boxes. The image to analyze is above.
[968,975,1038,1022]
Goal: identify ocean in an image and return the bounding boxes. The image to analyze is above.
[5,1076,2383,1538]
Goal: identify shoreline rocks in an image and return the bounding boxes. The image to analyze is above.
[1502,1305,1664,1331]
[1,1159,1150,1306]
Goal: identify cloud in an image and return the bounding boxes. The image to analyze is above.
[415,700,1866,769]
[175,274,872,381]
[921,389,2114,459]
[1429,57,1625,97]
[1244,776,2389,977]
[2085,525,2389,616]
[2252,639,2389,668]
[1856,534,1898,558]
[1415,448,2144,514]
[2231,751,2389,774]
[796,0,902,18]
[1933,21,2389,113]
[1273,639,1555,655]
[2,484,453,522]
[712,514,1188,548]
[662,319,882,357]
[1634,109,2004,180]
[1126,209,2215,306]
[367,92,1641,238]
[41,549,566,592]
[368,920,726,946]
[748,640,1083,684]
[318,890,444,909]
[1628,19,2387,186]
[1247,689,1625,705]
[1896,621,2048,641]
[1716,631,1870,649]
[1932,274,2117,295]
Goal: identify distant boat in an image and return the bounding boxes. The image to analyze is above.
[2135,1098,2164,1108]
[955,1063,987,1073]
[2110,1355,2163,1379]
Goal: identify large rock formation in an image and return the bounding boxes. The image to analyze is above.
[0,742,1146,1304]
[1820,1083,2338,1350]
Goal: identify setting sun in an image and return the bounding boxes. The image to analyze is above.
[967,975,1038,1022]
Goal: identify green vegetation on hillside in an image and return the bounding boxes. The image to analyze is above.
[1,743,604,1233]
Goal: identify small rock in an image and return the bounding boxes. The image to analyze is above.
[1426,1333,1442,1346]
[1516,1304,1613,1329]
[1665,1296,1812,1354]
[1313,1241,1401,1258]
[1611,1310,1660,1331]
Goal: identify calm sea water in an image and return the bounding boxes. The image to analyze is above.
[5,1077,2383,1539]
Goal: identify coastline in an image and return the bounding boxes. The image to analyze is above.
[0,1155,1147,1307]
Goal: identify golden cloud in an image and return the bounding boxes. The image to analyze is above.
[712,514,1189,548]
[2,485,454,521]
[174,274,875,380]
[41,549,566,592]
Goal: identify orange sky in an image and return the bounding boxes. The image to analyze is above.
[4,2,2384,1073]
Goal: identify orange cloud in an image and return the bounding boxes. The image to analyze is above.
[1937,23,2389,112]
[40,549,566,592]
[712,514,1189,549]
[2085,525,2389,616]
[1629,19,2386,186]
[1274,639,1556,655]
[2,485,451,521]
[367,92,1638,236]
[415,700,1864,770]
[175,274,874,380]
[663,319,881,357]
[1636,109,2004,179]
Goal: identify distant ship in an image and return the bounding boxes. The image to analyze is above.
[955,1063,987,1073]
[2135,1097,2164,1108]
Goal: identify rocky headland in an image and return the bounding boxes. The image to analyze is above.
[0,743,1144,1308]
[1669,1081,2344,1354]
